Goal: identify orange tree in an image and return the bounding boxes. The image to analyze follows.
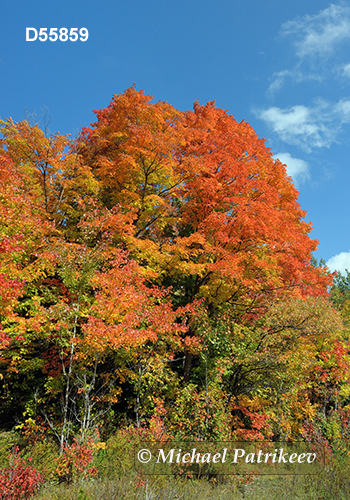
[75,87,331,381]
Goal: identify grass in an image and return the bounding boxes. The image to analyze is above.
[33,467,350,500]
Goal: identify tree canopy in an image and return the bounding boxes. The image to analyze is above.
[0,88,346,457]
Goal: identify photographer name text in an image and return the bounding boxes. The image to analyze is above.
[154,447,316,465]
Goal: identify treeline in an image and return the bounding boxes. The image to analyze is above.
[0,87,349,477]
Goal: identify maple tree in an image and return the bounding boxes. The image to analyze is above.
[75,87,332,380]
[75,87,330,303]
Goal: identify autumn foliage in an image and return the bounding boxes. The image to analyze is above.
[0,447,44,499]
[0,88,349,489]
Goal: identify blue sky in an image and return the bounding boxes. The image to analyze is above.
[1,0,350,272]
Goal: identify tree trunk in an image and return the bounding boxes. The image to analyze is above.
[183,352,193,383]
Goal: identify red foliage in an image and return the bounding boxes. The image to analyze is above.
[0,447,44,499]
[231,404,272,441]
[54,438,98,484]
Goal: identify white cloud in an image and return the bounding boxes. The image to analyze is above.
[281,3,350,60]
[326,251,350,273]
[256,98,350,151]
[256,103,331,151]
[334,98,350,120]
[273,152,310,185]
[268,70,295,95]
[259,105,319,144]
[341,62,350,76]
[268,3,350,93]
[268,68,322,95]
[261,4,350,150]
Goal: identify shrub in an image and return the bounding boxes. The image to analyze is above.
[54,438,98,485]
[0,446,44,499]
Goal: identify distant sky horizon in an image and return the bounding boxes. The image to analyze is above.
[2,0,350,273]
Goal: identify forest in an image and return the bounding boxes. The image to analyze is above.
[1,86,350,498]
